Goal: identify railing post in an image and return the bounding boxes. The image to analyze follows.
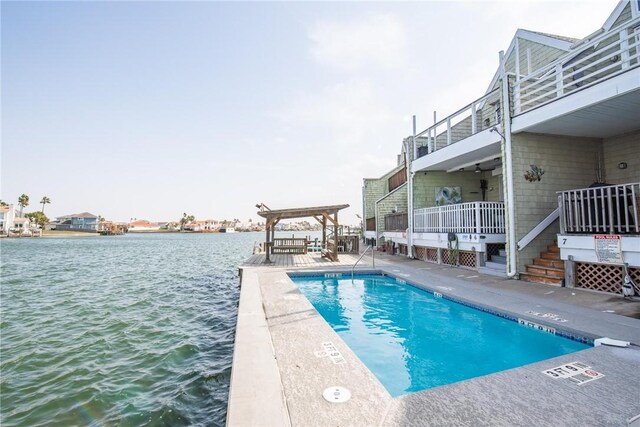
[633,184,639,233]
[514,83,521,115]
[555,63,564,98]
[447,118,451,145]
[471,103,477,134]
[607,187,615,234]
[620,28,630,70]
[558,194,566,234]
[475,202,481,234]
[438,206,443,234]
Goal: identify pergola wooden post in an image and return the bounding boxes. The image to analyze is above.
[256,204,349,264]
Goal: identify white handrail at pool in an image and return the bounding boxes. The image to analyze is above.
[352,245,375,280]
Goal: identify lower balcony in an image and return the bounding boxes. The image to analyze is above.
[414,202,505,234]
[411,202,506,274]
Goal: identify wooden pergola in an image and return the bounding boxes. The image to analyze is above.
[256,203,350,263]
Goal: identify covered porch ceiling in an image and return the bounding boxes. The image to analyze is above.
[412,128,502,173]
[512,72,640,138]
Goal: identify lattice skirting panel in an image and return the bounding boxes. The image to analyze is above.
[442,249,477,268]
[398,244,408,256]
[427,248,438,263]
[575,262,640,294]
[414,246,428,261]
[413,246,439,263]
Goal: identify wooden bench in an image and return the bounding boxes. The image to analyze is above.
[271,238,308,254]
[272,244,307,254]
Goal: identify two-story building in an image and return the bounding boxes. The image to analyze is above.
[364,0,640,295]
[55,212,99,232]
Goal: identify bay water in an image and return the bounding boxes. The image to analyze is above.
[0,232,265,426]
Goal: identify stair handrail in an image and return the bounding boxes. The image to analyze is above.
[351,245,375,280]
[517,208,560,251]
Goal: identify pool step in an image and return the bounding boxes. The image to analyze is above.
[520,243,565,287]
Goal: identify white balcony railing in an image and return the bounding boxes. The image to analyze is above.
[414,202,505,234]
[414,88,501,159]
[514,16,640,115]
[558,182,640,235]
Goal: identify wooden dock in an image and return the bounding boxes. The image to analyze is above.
[242,252,362,268]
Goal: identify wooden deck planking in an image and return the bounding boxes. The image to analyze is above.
[241,252,360,268]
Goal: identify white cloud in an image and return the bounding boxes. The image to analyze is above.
[309,13,407,71]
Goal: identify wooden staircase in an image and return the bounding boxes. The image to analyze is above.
[519,244,565,286]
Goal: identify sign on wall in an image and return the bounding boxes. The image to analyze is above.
[594,235,623,264]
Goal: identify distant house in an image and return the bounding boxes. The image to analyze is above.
[158,221,179,231]
[128,220,160,232]
[0,204,16,234]
[55,212,99,232]
[184,219,218,232]
[12,217,31,233]
[0,205,32,235]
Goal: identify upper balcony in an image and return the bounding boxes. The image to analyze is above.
[512,15,640,137]
[412,89,503,173]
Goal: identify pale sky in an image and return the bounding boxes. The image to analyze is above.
[1,0,619,224]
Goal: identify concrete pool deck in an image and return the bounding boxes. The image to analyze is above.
[227,253,640,426]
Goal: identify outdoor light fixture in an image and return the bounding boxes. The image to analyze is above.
[618,162,628,169]
[475,164,481,173]
[490,127,505,139]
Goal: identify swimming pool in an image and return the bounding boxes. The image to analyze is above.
[290,273,590,396]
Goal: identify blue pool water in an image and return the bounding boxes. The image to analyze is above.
[291,274,590,396]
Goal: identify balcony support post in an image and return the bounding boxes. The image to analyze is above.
[406,116,416,258]
[500,50,517,278]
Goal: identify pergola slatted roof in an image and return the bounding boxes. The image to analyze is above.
[257,204,349,221]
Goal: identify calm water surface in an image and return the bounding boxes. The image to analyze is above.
[1,232,263,427]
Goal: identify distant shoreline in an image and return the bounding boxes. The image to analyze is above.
[41,231,98,238]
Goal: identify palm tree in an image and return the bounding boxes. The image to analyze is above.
[0,200,8,207]
[17,194,29,217]
[179,213,195,231]
[40,196,51,214]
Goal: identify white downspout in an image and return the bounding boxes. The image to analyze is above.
[374,200,379,249]
[500,50,518,278]
[405,116,416,259]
